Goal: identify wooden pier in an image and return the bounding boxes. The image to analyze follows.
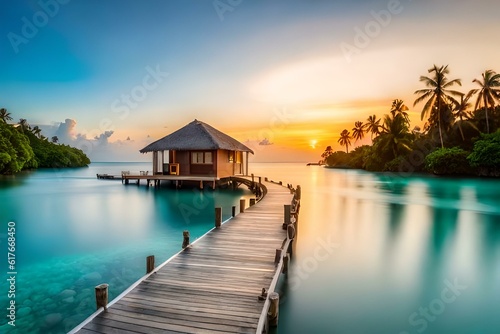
[71,179,300,334]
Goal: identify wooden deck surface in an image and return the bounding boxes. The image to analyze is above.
[73,181,291,334]
[122,174,220,181]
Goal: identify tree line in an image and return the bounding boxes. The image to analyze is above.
[322,65,500,177]
[0,108,90,174]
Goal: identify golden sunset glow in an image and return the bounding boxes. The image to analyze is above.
[3,1,500,162]
[310,139,318,149]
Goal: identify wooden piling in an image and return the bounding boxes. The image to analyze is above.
[295,185,301,200]
[274,248,282,264]
[282,254,289,274]
[287,224,296,240]
[250,198,256,206]
[240,199,245,213]
[267,292,280,327]
[215,207,222,228]
[231,205,236,217]
[146,255,155,274]
[182,230,190,249]
[95,284,109,310]
[284,204,291,225]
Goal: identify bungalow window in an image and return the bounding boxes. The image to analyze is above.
[228,151,235,163]
[191,152,212,164]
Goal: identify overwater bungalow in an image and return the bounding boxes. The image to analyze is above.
[139,119,253,179]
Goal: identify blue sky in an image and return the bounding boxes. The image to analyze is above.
[1,0,500,161]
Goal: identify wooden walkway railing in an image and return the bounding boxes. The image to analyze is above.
[70,178,300,334]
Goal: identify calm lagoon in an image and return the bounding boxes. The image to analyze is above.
[248,163,500,334]
[0,162,251,333]
[0,162,499,333]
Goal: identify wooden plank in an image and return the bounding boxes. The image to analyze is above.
[73,180,292,334]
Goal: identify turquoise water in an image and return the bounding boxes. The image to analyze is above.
[0,162,251,333]
[248,164,500,334]
[1,162,499,333]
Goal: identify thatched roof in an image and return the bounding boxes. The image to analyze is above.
[140,120,254,154]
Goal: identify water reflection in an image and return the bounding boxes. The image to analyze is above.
[247,164,500,334]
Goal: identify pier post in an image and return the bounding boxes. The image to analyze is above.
[146,255,155,274]
[182,230,190,249]
[282,254,289,274]
[295,185,301,200]
[95,284,109,310]
[283,204,291,228]
[267,292,280,327]
[240,199,245,213]
[287,224,296,240]
[231,205,236,217]
[250,198,256,206]
[215,207,222,228]
[274,248,282,264]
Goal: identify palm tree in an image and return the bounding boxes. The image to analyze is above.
[467,69,500,133]
[365,115,381,140]
[18,118,30,133]
[453,94,475,141]
[0,108,12,123]
[352,121,365,141]
[321,145,333,159]
[338,129,352,153]
[32,125,42,138]
[378,113,412,158]
[390,99,410,123]
[51,136,59,144]
[414,64,462,148]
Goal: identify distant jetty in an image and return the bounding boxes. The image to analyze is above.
[306,162,324,166]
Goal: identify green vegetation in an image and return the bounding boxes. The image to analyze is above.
[0,120,35,174]
[467,131,500,176]
[323,66,500,177]
[424,147,473,175]
[0,110,90,175]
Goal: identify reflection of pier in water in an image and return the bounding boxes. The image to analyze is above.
[71,178,301,334]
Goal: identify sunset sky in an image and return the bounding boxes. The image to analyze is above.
[2,0,500,162]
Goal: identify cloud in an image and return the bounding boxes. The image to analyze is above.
[54,119,77,143]
[36,118,149,162]
[258,138,274,146]
[94,130,114,144]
